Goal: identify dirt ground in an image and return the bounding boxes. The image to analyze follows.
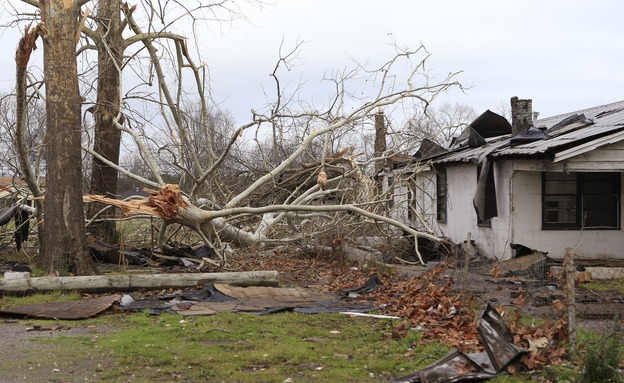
[0,321,117,383]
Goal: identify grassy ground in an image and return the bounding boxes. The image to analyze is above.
[7,309,541,383]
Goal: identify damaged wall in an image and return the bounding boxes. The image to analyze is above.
[388,136,624,262]
[434,159,624,261]
[434,162,513,260]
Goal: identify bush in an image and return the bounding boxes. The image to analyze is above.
[578,318,623,383]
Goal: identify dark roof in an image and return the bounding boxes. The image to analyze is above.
[469,109,512,138]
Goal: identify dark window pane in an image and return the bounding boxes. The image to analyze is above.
[543,171,620,229]
[583,180,617,194]
[544,180,577,194]
[583,195,619,227]
[544,196,576,224]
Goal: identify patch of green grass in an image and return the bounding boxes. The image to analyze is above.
[2,308,544,382]
[491,375,543,383]
[541,363,578,383]
[84,311,449,382]
[581,279,624,294]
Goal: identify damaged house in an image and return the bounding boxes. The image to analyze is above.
[384,97,624,260]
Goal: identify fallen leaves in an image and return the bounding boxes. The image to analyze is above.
[370,263,482,352]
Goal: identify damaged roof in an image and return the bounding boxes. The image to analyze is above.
[434,99,624,164]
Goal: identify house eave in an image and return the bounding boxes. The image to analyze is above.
[554,129,624,162]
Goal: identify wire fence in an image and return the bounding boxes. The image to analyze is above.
[445,246,624,341]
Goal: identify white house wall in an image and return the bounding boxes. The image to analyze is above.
[510,164,624,261]
[412,171,437,232]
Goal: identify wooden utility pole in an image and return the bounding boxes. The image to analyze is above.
[564,247,577,354]
[374,109,387,173]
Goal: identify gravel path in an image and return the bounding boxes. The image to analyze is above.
[0,320,117,382]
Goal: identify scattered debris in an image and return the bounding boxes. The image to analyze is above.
[26,324,70,331]
[338,275,381,297]
[338,312,400,320]
[119,283,372,316]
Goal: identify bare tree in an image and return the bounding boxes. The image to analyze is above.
[9,1,464,267]
[85,42,464,264]
[401,102,477,149]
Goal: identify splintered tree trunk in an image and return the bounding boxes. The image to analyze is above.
[87,0,123,242]
[40,0,97,275]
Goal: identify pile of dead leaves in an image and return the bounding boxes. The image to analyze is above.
[226,247,368,289]
[370,263,483,352]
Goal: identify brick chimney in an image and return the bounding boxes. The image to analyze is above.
[510,96,533,135]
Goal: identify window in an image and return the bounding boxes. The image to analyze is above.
[542,172,620,229]
[436,169,447,222]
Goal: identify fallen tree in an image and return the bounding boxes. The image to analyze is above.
[84,183,444,264]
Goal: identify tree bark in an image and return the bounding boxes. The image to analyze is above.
[40,0,97,275]
[0,271,279,293]
[87,0,123,242]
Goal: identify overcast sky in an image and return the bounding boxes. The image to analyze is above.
[203,0,624,123]
[1,0,623,126]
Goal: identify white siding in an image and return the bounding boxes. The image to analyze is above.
[435,162,514,259]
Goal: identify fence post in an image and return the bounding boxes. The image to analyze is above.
[564,247,576,355]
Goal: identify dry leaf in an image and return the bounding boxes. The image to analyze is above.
[551,299,566,314]
[528,337,548,355]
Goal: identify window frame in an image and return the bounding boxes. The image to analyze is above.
[542,171,621,230]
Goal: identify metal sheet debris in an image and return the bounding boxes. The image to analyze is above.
[0,295,118,320]
[338,275,381,297]
[394,303,528,383]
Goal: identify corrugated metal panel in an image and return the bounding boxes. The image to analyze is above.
[434,136,509,164]
[492,124,624,157]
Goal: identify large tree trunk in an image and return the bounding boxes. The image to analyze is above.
[87,0,123,242]
[40,0,97,275]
